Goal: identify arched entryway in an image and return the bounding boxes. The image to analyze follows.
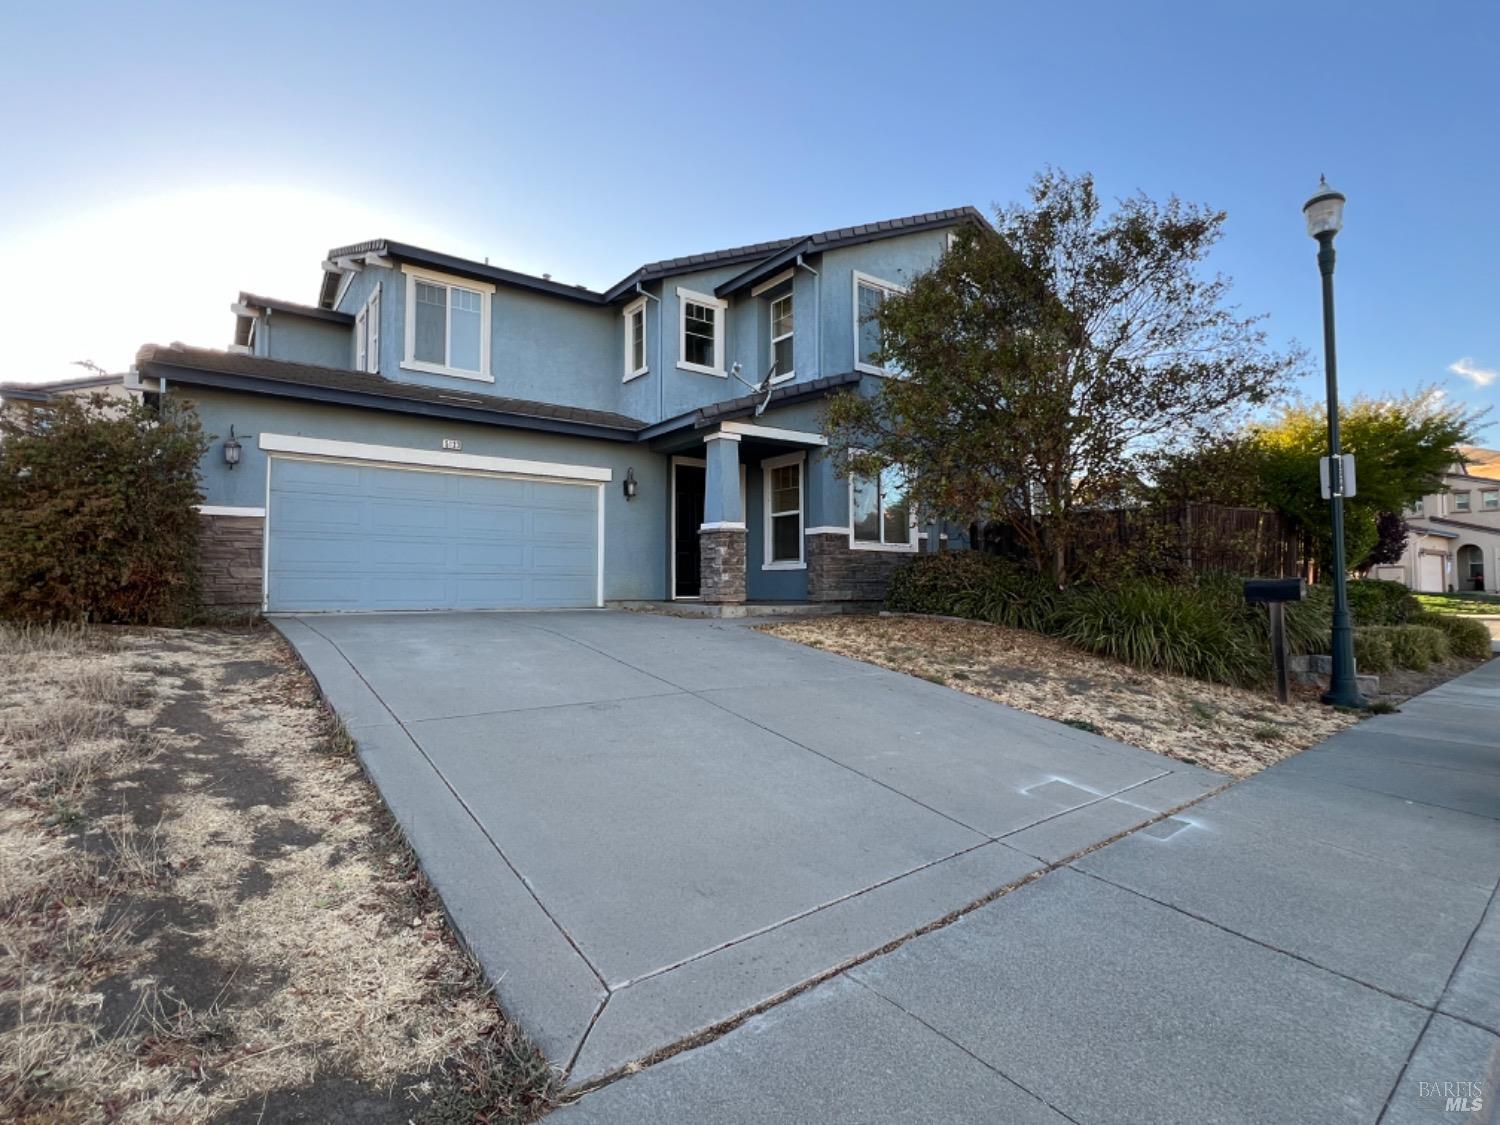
[1457,543,1485,592]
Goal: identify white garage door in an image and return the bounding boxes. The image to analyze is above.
[266,456,600,612]
[1419,553,1444,593]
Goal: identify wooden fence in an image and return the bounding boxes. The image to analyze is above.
[973,503,1299,579]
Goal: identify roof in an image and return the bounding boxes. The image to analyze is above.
[1459,445,1500,480]
[1408,523,1462,540]
[134,344,647,441]
[234,292,355,347]
[1422,516,1500,538]
[320,206,987,310]
[0,373,125,402]
[640,372,862,441]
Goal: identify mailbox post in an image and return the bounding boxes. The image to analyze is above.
[1245,578,1307,705]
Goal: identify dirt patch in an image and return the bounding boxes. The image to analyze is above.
[0,622,558,1123]
[762,614,1362,778]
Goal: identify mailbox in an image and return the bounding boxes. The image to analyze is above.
[1243,578,1306,605]
[1244,578,1306,704]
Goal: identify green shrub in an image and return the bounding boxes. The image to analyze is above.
[1352,629,1395,674]
[1346,579,1422,626]
[885,552,1060,632]
[1057,578,1268,686]
[1362,624,1450,671]
[0,395,207,624]
[1413,611,1493,661]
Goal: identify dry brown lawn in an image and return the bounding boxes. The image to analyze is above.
[0,622,556,1124]
[763,614,1361,778]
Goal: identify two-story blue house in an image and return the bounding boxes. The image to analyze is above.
[130,207,982,613]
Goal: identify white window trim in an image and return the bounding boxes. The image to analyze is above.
[852,270,907,377]
[762,451,806,570]
[676,287,728,377]
[848,456,918,553]
[769,292,795,385]
[623,296,648,381]
[1482,490,1500,509]
[355,282,381,374]
[1453,491,1472,512]
[401,264,495,382]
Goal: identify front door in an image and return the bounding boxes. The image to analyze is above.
[673,462,705,598]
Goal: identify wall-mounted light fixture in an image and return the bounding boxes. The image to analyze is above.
[223,425,243,469]
[623,467,638,500]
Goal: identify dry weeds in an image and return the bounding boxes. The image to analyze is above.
[763,614,1361,778]
[0,622,557,1123]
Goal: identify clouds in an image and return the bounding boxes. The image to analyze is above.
[1449,357,1498,388]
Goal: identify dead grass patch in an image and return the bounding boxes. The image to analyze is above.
[762,614,1360,777]
[0,622,558,1123]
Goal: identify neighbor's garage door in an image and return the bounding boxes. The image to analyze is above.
[266,457,599,612]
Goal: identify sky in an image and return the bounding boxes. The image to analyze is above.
[1,0,1497,442]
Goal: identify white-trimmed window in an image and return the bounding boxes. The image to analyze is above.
[402,265,493,380]
[763,452,805,568]
[1407,498,1425,516]
[354,283,381,374]
[623,297,647,381]
[677,287,727,376]
[769,293,794,383]
[1454,491,1472,512]
[853,271,906,376]
[850,462,916,551]
[1483,489,1499,510]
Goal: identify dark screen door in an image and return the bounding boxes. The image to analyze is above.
[674,463,705,598]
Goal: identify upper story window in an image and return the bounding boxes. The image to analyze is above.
[1454,491,1472,512]
[1407,497,1425,516]
[354,283,380,374]
[623,297,648,382]
[769,294,794,384]
[1483,489,1499,510]
[677,288,727,377]
[402,266,494,381]
[850,461,915,551]
[853,271,906,376]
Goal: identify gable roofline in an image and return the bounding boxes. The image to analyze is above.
[320,240,609,310]
[319,206,988,311]
[134,343,646,442]
[0,372,125,403]
[714,206,990,298]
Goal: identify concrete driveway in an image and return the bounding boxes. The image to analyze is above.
[275,610,1222,1082]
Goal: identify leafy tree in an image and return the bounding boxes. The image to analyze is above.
[1362,511,1411,570]
[0,393,207,623]
[1150,389,1481,576]
[824,169,1297,583]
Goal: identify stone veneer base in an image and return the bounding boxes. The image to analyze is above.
[806,531,915,602]
[699,527,748,604]
[199,514,264,611]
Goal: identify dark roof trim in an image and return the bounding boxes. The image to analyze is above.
[715,207,989,298]
[601,238,802,303]
[0,374,125,403]
[1424,517,1500,536]
[322,240,607,309]
[238,292,356,325]
[136,346,645,442]
[1409,524,1461,540]
[639,372,861,441]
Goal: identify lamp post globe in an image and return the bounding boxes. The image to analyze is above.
[1304,177,1364,709]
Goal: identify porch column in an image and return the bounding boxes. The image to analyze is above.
[700,431,746,604]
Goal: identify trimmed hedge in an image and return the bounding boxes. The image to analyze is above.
[1352,629,1395,674]
[1360,624,1450,671]
[1346,579,1422,626]
[1414,612,1493,661]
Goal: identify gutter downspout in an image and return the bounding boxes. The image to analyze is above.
[635,282,663,424]
[794,253,820,380]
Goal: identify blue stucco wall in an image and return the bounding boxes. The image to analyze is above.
[816,230,950,379]
[258,312,351,368]
[183,387,668,601]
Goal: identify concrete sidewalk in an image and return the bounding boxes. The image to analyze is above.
[557,658,1500,1124]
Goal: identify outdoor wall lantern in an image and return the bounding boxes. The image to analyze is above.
[223,425,243,469]
[623,467,638,500]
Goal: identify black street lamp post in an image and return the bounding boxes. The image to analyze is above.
[1304,177,1365,709]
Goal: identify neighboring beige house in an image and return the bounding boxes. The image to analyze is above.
[0,372,133,408]
[1373,445,1500,593]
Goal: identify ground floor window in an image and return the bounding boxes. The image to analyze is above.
[851,464,914,549]
[763,452,804,567]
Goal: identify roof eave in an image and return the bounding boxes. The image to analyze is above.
[140,361,641,443]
